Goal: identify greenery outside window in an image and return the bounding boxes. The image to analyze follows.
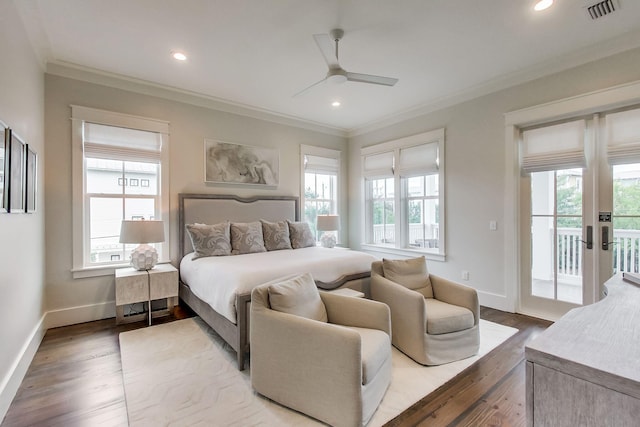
[362,129,445,257]
[301,145,340,243]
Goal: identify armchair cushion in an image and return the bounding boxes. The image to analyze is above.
[344,326,390,385]
[267,272,328,322]
[382,256,433,298]
[424,298,474,335]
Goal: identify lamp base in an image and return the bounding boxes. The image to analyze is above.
[320,233,336,248]
[130,244,159,270]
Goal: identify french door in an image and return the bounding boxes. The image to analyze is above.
[520,110,640,319]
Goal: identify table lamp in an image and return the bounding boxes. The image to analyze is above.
[316,215,339,248]
[119,219,165,270]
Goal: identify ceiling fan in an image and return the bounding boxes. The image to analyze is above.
[294,28,399,97]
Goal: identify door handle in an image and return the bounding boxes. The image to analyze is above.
[579,225,593,249]
[602,225,615,250]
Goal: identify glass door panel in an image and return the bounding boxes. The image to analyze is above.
[530,168,584,305]
[612,163,640,274]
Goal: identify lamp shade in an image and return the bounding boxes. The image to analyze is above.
[119,220,165,244]
[316,215,339,231]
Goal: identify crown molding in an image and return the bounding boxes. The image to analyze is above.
[46,61,348,138]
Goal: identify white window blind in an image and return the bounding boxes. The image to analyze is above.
[304,154,339,173]
[398,142,439,176]
[83,122,163,162]
[606,108,640,165]
[363,151,394,178]
[521,120,586,173]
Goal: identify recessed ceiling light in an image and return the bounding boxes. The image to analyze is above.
[534,0,553,11]
[171,51,187,61]
[331,101,341,107]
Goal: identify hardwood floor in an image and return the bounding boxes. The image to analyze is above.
[1,306,551,427]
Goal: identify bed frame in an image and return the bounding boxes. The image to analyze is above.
[178,193,300,370]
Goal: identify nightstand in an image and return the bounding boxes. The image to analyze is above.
[115,263,179,325]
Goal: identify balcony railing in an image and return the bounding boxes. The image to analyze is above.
[557,227,640,277]
[372,223,439,248]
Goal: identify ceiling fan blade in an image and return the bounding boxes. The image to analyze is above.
[313,33,339,69]
[293,77,328,97]
[346,72,398,86]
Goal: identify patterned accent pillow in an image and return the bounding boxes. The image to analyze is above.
[260,220,292,251]
[287,220,316,249]
[185,222,232,259]
[230,221,267,255]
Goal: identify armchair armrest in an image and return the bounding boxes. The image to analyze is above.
[430,274,480,325]
[320,292,391,336]
[370,273,426,343]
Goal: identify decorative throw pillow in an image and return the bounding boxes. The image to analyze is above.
[185,222,232,259]
[261,219,292,251]
[230,221,267,255]
[382,256,433,298]
[287,220,315,249]
[268,273,328,322]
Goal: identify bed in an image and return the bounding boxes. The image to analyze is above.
[178,193,377,370]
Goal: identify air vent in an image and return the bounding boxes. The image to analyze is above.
[586,0,618,20]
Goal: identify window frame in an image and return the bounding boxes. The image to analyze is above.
[71,105,170,278]
[300,145,341,243]
[361,128,446,260]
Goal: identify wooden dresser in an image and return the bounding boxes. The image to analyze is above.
[525,274,640,426]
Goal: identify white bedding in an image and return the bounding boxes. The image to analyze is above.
[180,247,378,323]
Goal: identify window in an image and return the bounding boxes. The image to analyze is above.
[71,106,169,277]
[301,145,340,243]
[362,129,445,257]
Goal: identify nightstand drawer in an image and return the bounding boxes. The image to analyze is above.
[115,273,149,305]
[150,268,178,299]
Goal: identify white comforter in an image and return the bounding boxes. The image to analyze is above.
[180,247,378,323]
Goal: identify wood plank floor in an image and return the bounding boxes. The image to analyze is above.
[1,306,551,427]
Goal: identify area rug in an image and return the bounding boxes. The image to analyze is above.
[120,317,517,426]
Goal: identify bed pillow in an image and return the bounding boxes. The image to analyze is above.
[382,256,433,298]
[268,273,328,322]
[230,221,267,255]
[261,219,292,251]
[287,220,316,249]
[185,222,232,259]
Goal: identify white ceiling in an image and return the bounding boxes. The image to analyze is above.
[15,0,640,133]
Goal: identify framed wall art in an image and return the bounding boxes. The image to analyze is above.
[8,129,25,213]
[204,139,279,186]
[25,144,37,213]
[0,125,7,213]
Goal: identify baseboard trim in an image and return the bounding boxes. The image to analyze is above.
[0,315,47,423]
[44,301,116,329]
[478,290,514,313]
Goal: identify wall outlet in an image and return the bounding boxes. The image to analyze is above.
[462,270,469,281]
[489,220,497,231]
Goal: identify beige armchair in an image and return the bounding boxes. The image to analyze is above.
[371,257,479,366]
[250,273,392,427]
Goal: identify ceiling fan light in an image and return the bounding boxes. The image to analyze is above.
[327,74,347,84]
[534,0,553,11]
[331,101,341,107]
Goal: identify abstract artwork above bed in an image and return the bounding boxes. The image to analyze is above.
[204,139,278,186]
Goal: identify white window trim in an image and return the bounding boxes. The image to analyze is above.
[361,128,446,260]
[300,144,342,241]
[71,105,170,278]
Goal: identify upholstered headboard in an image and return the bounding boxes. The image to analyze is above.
[178,194,299,259]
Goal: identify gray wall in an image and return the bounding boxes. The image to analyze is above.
[348,46,640,310]
[44,73,348,325]
[0,0,45,418]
